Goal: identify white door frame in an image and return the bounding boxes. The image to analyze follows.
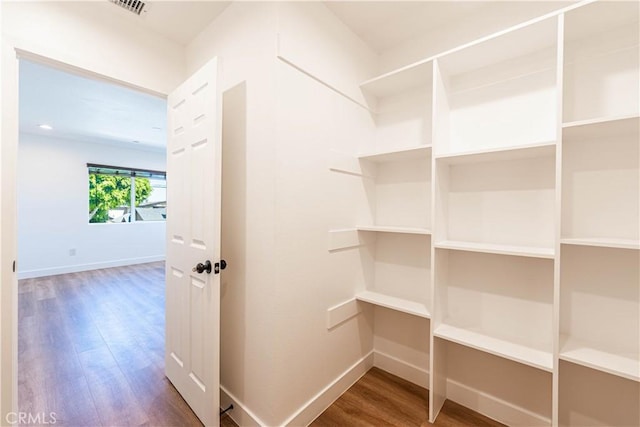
[0,46,171,420]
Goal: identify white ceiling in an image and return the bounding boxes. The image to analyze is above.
[19,60,167,152]
[117,1,231,45]
[18,1,232,152]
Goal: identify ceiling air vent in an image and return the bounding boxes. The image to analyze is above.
[109,0,148,16]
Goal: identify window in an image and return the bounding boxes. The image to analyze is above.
[88,164,166,223]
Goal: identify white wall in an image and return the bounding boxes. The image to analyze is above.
[17,134,166,279]
[1,1,184,95]
[1,1,185,417]
[276,2,377,107]
[272,52,375,426]
[187,2,379,425]
[275,4,378,426]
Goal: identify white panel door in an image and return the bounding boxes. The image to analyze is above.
[165,57,222,427]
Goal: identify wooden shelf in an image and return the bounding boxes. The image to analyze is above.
[358,145,431,163]
[560,335,639,382]
[435,240,555,259]
[360,61,433,99]
[435,323,553,372]
[357,226,431,235]
[561,238,640,251]
[563,115,639,142]
[435,141,556,165]
[355,291,430,319]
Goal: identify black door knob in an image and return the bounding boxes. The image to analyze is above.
[192,260,212,274]
[214,260,227,274]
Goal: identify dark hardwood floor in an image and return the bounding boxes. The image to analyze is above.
[312,368,505,427]
[19,262,203,427]
[20,264,501,427]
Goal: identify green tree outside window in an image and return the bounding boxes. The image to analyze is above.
[89,174,152,223]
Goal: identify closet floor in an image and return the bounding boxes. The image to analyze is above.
[19,263,503,427]
[311,367,505,427]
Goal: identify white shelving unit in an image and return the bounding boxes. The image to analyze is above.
[562,2,639,123]
[330,63,434,318]
[561,115,639,245]
[330,2,639,425]
[432,18,558,157]
[434,149,556,254]
[358,148,431,231]
[358,145,431,163]
[344,63,435,387]
[355,290,430,319]
[435,339,554,427]
[559,335,639,382]
[557,8,640,420]
[430,45,556,416]
[434,323,553,372]
[357,214,431,314]
[560,237,639,251]
[360,61,433,105]
[559,245,639,382]
[559,361,639,427]
[362,62,433,153]
[434,240,554,259]
[356,225,430,235]
[433,249,554,368]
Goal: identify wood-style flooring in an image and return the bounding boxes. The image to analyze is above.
[18,262,203,427]
[20,263,501,427]
[312,368,505,427]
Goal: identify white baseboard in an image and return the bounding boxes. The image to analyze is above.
[220,385,267,427]
[284,351,374,427]
[373,350,429,389]
[220,353,548,427]
[17,255,165,279]
[446,379,551,427]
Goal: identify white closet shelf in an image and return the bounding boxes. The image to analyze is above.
[563,115,639,142]
[360,61,433,99]
[561,237,640,251]
[355,291,430,319]
[435,141,556,165]
[560,335,640,382]
[361,9,559,98]
[361,13,560,105]
[358,145,432,163]
[564,1,639,43]
[435,323,553,372]
[357,226,431,235]
[435,240,555,259]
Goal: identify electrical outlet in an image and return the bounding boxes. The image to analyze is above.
[69,248,76,256]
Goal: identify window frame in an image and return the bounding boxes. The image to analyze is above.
[88,163,167,224]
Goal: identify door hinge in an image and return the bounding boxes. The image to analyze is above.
[13,260,16,273]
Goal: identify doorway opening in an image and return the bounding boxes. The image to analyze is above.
[16,58,198,426]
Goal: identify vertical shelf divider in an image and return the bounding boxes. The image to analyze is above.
[429,58,447,423]
[552,13,565,427]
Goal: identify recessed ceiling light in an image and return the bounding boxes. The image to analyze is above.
[38,124,53,130]
[152,126,161,130]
